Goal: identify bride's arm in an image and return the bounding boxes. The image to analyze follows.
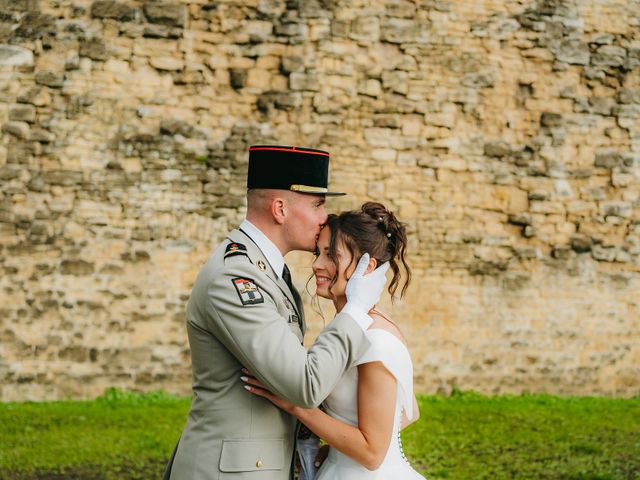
[242,361,397,471]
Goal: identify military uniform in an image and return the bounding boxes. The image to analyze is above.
[165,146,372,480]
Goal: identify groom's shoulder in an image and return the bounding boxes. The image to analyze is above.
[206,236,267,283]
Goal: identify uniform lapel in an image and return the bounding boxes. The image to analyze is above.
[228,229,304,327]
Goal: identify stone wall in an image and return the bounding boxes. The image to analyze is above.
[0,0,638,400]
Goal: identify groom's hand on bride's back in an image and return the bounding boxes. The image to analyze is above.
[342,253,390,330]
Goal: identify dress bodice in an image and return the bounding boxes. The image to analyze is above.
[316,328,425,479]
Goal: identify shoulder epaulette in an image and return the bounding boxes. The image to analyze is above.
[224,242,248,260]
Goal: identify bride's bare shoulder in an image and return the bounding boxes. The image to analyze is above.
[368,310,405,343]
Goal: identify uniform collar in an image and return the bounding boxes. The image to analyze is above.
[239,219,285,279]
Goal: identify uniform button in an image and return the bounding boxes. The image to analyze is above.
[256,459,263,468]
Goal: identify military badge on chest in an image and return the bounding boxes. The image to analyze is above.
[232,277,264,305]
[283,297,300,324]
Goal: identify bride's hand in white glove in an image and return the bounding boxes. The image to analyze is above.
[342,253,389,329]
[346,253,390,311]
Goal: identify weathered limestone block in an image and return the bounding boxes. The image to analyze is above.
[592,245,617,262]
[350,16,380,43]
[143,1,187,28]
[508,213,532,226]
[570,234,592,253]
[79,39,109,61]
[614,105,640,119]
[289,72,320,91]
[364,127,402,149]
[60,259,95,275]
[150,56,184,71]
[241,68,269,90]
[381,71,408,95]
[425,104,457,128]
[0,166,24,181]
[14,12,57,40]
[540,112,563,127]
[591,45,626,68]
[2,122,30,139]
[551,38,589,65]
[358,79,382,97]
[9,104,35,124]
[160,119,195,137]
[143,24,183,39]
[551,245,573,260]
[601,201,632,219]
[246,20,273,43]
[257,91,302,111]
[381,18,429,44]
[17,87,51,107]
[0,222,17,243]
[34,71,65,88]
[41,171,84,186]
[611,169,635,188]
[484,141,512,157]
[595,151,624,169]
[0,45,33,67]
[588,96,614,116]
[91,1,137,21]
[0,0,39,12]
[618,88,640,104]
[386,0,416,18]
[274,22,309,42]
[280,55,304,74]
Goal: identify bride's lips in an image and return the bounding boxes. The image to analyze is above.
[315,274,331,287]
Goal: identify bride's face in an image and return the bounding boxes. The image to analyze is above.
[312,227,355,301]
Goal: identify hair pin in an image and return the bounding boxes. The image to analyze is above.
[386,232,391,238]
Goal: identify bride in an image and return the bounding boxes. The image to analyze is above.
[243,202,425,479]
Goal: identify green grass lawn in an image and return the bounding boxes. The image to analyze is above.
[1,388,638,479]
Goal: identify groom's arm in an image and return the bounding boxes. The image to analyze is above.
[200,256,371,408]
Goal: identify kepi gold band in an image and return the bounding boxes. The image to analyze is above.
[290,184,329,193]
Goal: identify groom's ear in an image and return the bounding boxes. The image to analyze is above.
[272,197,286,225]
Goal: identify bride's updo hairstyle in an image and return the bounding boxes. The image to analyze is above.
[325,202,411,301]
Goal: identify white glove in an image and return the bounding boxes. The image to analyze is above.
[342,253,390,330]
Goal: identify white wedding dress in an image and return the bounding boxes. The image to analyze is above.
[315,328,426,479]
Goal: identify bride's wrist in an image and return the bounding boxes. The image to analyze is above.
[290,405,311,419]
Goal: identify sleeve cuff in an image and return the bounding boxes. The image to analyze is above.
[341,303,373,330]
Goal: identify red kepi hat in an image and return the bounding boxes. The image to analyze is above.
[247,145,346,196]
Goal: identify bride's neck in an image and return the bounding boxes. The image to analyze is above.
[334,295,347,313]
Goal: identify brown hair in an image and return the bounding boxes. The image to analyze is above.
[324,202,411,301]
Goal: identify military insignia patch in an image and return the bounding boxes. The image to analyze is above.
[224,242,248,259]
[232,277,264,305]
[257,260,266,271]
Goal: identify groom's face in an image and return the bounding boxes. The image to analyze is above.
[284,193,328,252]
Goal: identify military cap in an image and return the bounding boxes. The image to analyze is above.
[247,145,345,196]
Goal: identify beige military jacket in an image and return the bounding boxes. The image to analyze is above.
[166,228,370,480]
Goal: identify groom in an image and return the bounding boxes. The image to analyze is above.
[165,145,388,480]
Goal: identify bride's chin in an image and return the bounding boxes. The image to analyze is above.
[316,289,331,299]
